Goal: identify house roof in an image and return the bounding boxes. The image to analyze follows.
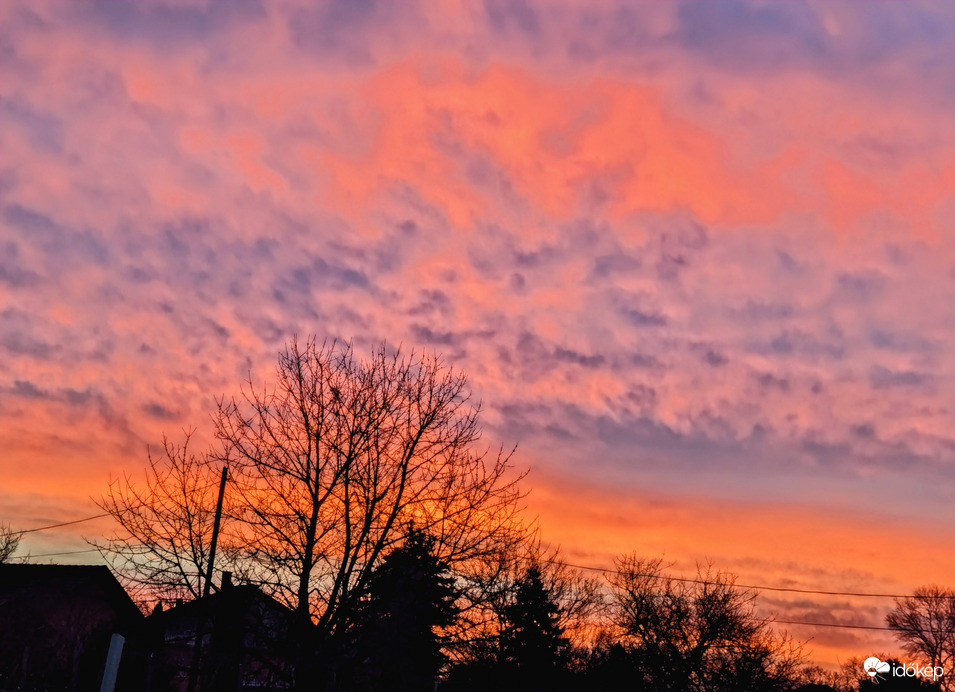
[0,563,144,629]
[148,582,293,626]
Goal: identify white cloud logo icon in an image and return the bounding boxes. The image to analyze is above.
[864,657,891,678]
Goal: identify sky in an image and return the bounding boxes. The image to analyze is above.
[1,0,953,669]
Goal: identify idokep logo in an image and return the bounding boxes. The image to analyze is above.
[863,657,890,682]
[863,656,945,684]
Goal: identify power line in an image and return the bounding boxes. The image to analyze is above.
[548,558,955,634]
[5,551,942,635]
[16,513,110,534]
[14,520,940,601]
[9,520,939,602]
[18,548,101,558]
[552,559,953,600]
[772,619,897,632]
[11,516,953,633]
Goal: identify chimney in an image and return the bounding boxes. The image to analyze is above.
[221,571,232,590]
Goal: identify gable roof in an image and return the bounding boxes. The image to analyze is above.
[0,563,143,629]
[148,582,293,628]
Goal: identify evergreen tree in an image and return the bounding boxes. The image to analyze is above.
[349,529,457,691]
[499,565,566,690]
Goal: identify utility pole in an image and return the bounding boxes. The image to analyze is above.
[203,466,228,599]
[188,466,228,692]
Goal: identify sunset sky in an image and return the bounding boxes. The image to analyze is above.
[1,0,953,668]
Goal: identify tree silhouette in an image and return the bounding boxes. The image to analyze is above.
[94,433,225,601]
[97,338,529,687]
[0,523,20,563]
[498,564,566,690]
[445,552,600,691]
[886,586,955,692]
[608,555,803,692]
[215,340,526,634]
[347,529,457,691]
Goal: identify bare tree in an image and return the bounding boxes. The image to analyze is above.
[98,337,529,658]
[94,432,225,603]
[215,339,528,639]
[0,522,21,563]
[607,555,803,691]
[886,585,955,692]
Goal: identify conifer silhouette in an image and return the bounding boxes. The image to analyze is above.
[350,529,457,691]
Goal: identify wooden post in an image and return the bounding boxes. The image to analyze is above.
[99,633,125,692]
[19,646,29,690]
